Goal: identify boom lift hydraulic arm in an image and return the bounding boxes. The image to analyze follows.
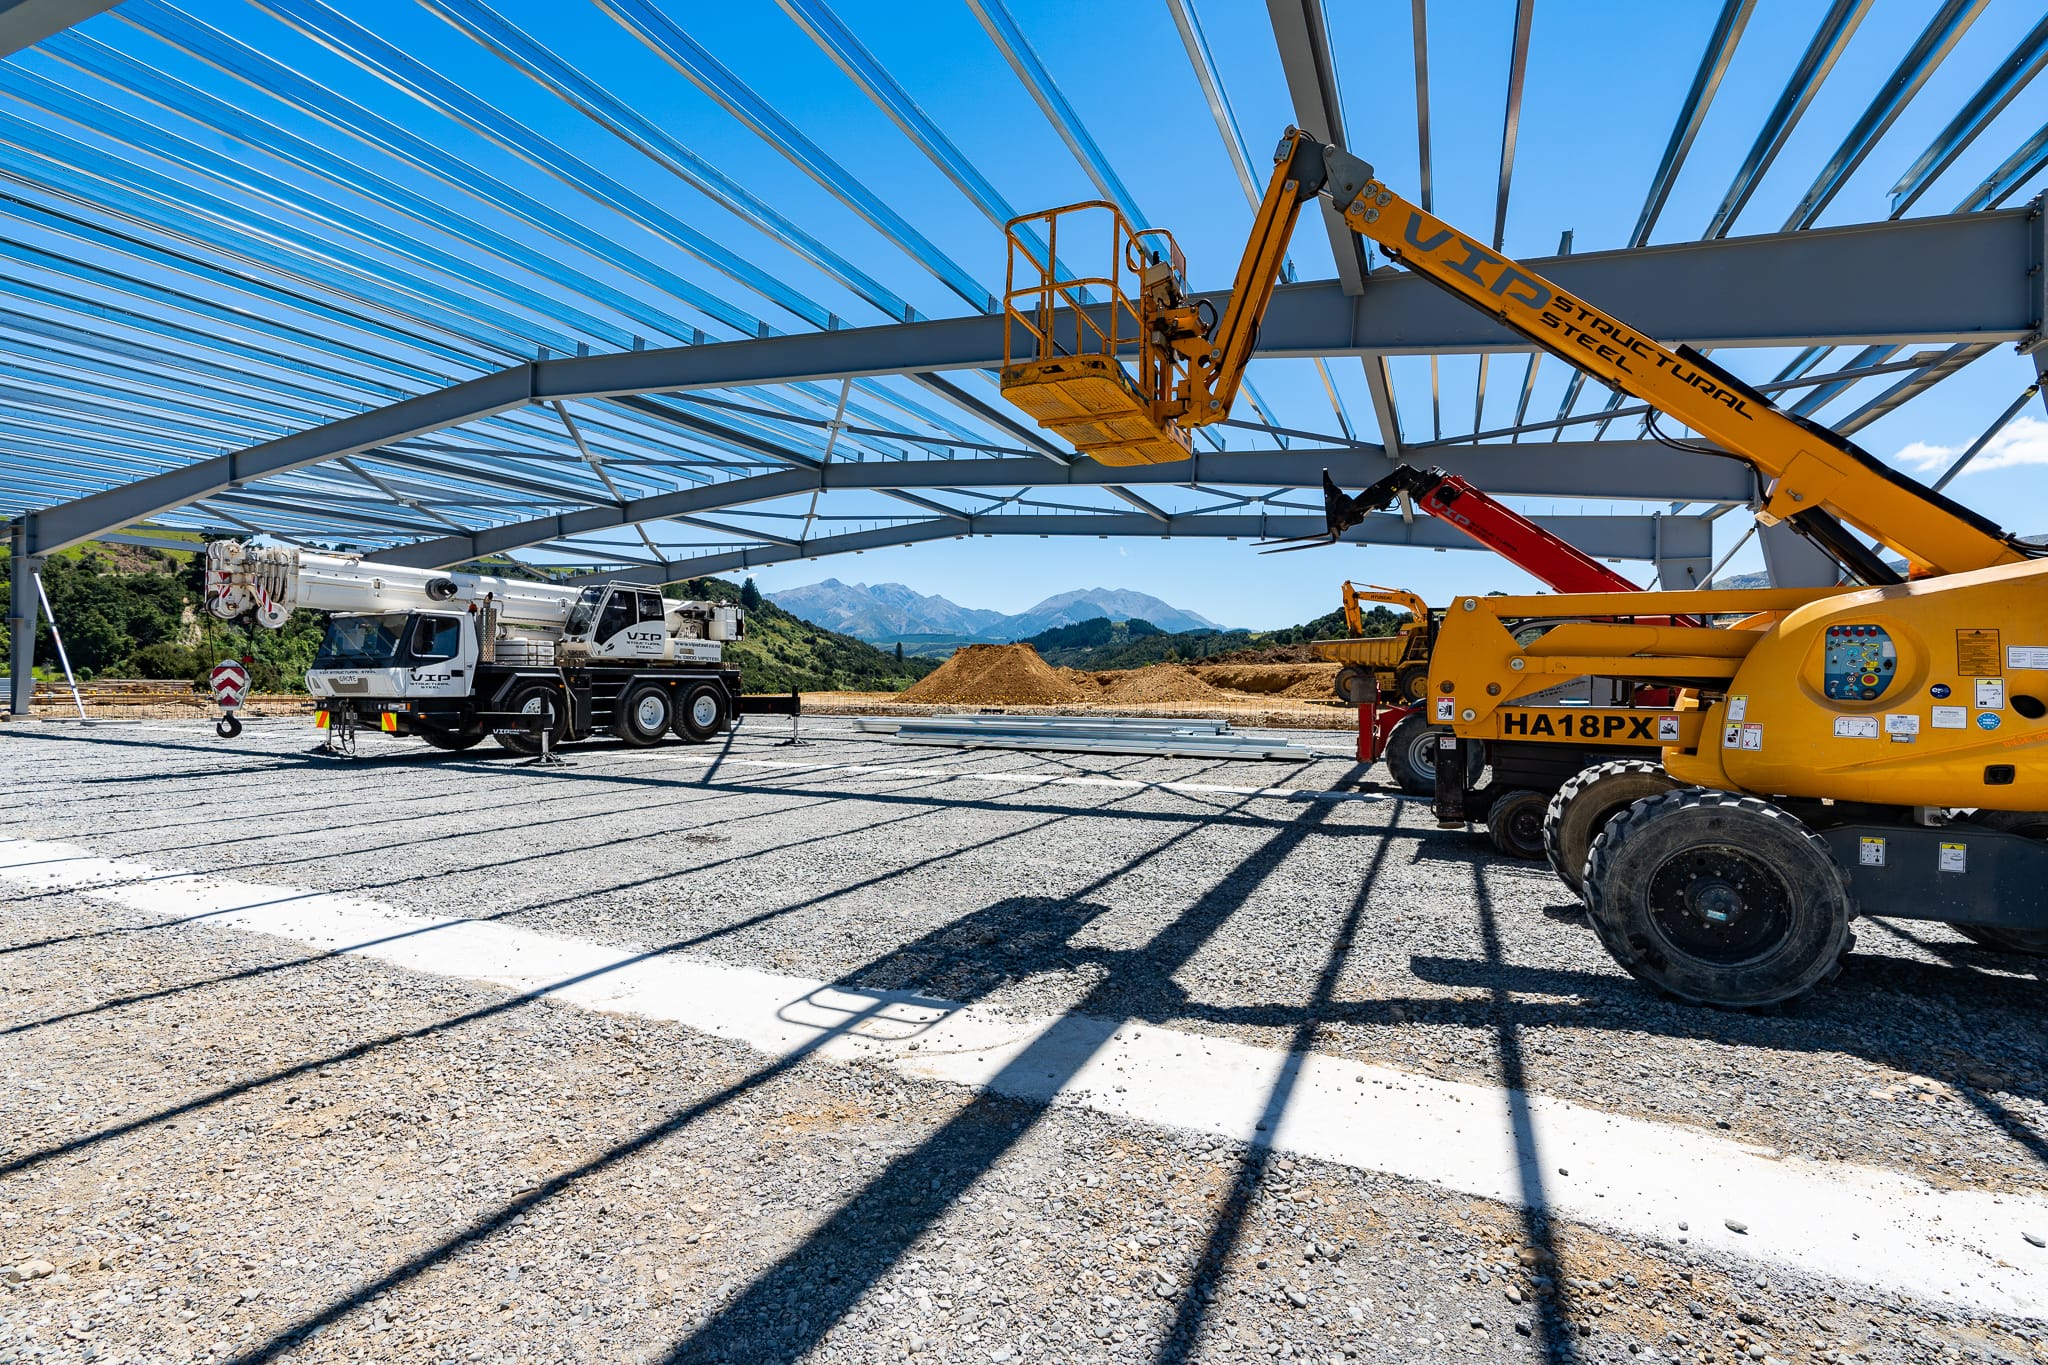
[1002,128,2039,581]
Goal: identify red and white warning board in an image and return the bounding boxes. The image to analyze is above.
[210,659,250,709]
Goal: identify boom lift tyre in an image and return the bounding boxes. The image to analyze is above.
[1484,788,1550,860]
[616,683,674,747]
[496,682,569,757]
[1383,711,1483,797]
[1544,759,1683,897]
[1948,810,2048,955]
[1583,790,1853,1008]
[676,682,730,743]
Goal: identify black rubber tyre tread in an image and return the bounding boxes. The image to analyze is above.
[1583,789,1852,1009]
[1485,788,1550,860]
[1382,712,1485,798]
[615,683,671,747]
[1949,810,2048,955]
[493,683,569,756]
[1333,666,1370,704]
[676,682,729,743]
[419,727,486,751]
[1394,664,1431,704]
[1543,759,1682,899]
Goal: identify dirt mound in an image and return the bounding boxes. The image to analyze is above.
[1202,644,1330,664]
[1094,664,1236,704]
[897,643,1085,705]
[1194,662,1343,698]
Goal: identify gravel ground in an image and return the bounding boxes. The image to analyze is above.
[4,716,2047,1363]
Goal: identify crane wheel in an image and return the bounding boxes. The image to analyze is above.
[494,683,568,756]
[215,715,242,740]
[419,726,486,751]
[675,683,730,743]
[616,684,673,747]
[1382,711,1484,798]
[1482,788,1549,860]
[1543,760,1684,899]
[1394,664,1431,704]
[1949,811,2048,955]
[1582,790,1851,1009]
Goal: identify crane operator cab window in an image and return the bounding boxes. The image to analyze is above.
[409,615,462,662]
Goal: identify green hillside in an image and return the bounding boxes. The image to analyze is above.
[1,541,932,695]
[662,578,937,693]
[1021,604,1403,670]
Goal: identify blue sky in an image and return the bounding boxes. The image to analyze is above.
[680,0,2048,626]
[8,1,2046,630]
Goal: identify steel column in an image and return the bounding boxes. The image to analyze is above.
[7,520,39,717]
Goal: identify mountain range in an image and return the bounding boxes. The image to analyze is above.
[766,579,1224,642]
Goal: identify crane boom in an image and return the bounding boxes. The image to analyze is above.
[205,541,585,630]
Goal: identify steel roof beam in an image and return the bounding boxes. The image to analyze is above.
[585,510,1712,587]
[1267,0,1367,295]
[366,441,1751,570]
[18,206,2032,557]
[0,0,121,56]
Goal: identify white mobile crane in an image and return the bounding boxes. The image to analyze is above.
[204,540,765,754]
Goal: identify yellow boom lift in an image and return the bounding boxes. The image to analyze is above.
[1001,128,2048,1006]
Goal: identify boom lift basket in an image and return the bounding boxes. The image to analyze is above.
[999,202,1194,467]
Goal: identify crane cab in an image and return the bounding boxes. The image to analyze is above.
[559,585,744,664]
[307,609,477,701]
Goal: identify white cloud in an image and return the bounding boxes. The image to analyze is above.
[1894,415,2048,476]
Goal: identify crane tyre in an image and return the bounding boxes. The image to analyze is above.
[494,683,568,756]
[215,715,242,740]
[1483,788,1549,860]
[419,725,485,751]
[1583,790,1851,1009]
[1949,811,2048,954]
[616,684,672,747]
[1394,663,1431,704]
[1382,711,1485,797]
[1543,759,1683,899]
[675,683,729,743]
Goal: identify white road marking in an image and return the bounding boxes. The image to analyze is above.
[2,834,2040,1318]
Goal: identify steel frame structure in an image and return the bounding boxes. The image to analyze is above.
[6,0,2048,716]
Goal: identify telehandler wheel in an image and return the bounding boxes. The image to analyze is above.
[616,684,673,747]
[1583,790,1851,1009]
[1543,760,1684,899]
[1394,663,1431,704]
[1483,788,1549,860]
[494,683,569,756]
[419,726,486,751]
[675,683,730,743]
[1382,711,1485,797]
[1950,811,2048,955]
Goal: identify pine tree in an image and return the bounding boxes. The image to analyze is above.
[739,577,763,610]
